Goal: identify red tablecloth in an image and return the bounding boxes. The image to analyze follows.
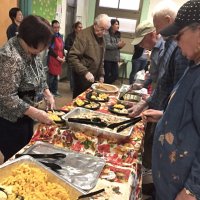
[32,89,144,200]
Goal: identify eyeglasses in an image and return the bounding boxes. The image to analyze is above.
[94,24,108,33]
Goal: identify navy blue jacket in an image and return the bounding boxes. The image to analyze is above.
[153,64,200,199]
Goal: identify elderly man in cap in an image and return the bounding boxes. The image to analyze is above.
[131,21,165,198]
[128,0,189,160]
[131,21,165,90]
[129,0,188,116]
[128,1,189,198]
[142,0,200,199]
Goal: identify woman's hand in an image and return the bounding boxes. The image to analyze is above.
[142,109,163,123]
[57,56,65,63]
[43,89,55,110]
[24,107,54,125]
[33,109,54,124]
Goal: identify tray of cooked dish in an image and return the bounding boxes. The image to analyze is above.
[21,141,105,191]
[62,107,134,140]
[86,91,109,102]
[0,155,88,200]
[117,84,142,103]
[91,83,118,94]
[108,103,130,116]
[47,110,67,123]
[74,99,101,110]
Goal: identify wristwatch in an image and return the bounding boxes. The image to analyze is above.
[184,188,195,197]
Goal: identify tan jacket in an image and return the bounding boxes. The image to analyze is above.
[68,26,105,79]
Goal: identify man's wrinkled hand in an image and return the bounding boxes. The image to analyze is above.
[142,109,163,123]
[85,72,94,82]
[99,76,104,83]
[128,100,148,117]
[175,188,196,200]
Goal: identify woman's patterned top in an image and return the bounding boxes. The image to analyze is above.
[0,36,48,122]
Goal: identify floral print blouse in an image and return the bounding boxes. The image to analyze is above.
[0,37,48,122]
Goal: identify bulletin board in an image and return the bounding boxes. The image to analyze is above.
[32,0,57,22]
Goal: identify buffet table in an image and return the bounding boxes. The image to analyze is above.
[31,88,144,200]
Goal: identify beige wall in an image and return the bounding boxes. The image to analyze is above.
[0,0,18,46]
[147,0,188,21]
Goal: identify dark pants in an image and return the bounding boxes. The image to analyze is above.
[48,73,58,95]
[67,65,74,90]
[142,122,157,169]
[104,61,118,84]
[72,71,92,99]
[129,58,148,84]
[0,116,33,161]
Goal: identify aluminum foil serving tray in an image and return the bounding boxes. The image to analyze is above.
[0,155,87,199]
[23,141,105,191]
[62,107,134,141]
[117,84,142,104]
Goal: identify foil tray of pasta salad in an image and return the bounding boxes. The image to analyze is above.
[62,107,133,141]
[0,155,88,200]
[23,141,105,191]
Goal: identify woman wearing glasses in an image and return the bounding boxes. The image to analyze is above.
[0,15,55,163]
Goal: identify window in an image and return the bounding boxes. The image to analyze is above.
[99,0,140,11]
[96,0,143,37]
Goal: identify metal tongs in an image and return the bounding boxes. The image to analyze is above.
[68,117,107,128]
[107,116,142,129]
[15,153,66,159]
[117,116,142,133]
[78,188,105,199]
[15,153,65,172]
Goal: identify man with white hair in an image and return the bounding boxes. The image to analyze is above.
[68,14,110,98]
[128,1,189,198]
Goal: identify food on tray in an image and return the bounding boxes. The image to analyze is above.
[47,110,65,116]
[113,104,125,109]
[70,112,131,136]
[74,99,100,110]
[84,102,100,109]
[87,91,109,102]
[75,99,86,107]
[61,105,74,112]
[109,104,129,115]
[47,111,62,122]
[0,163,70,200]
[96,83,109,91]
[92,83,118,93]
[122,93,141,102]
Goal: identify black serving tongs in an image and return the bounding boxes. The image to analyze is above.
[15,153,66,159]
[107,116,142,129]
[68,117,107,128]
[78,188,105,199]
[40,161,62,171]
[117,116,142,133]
